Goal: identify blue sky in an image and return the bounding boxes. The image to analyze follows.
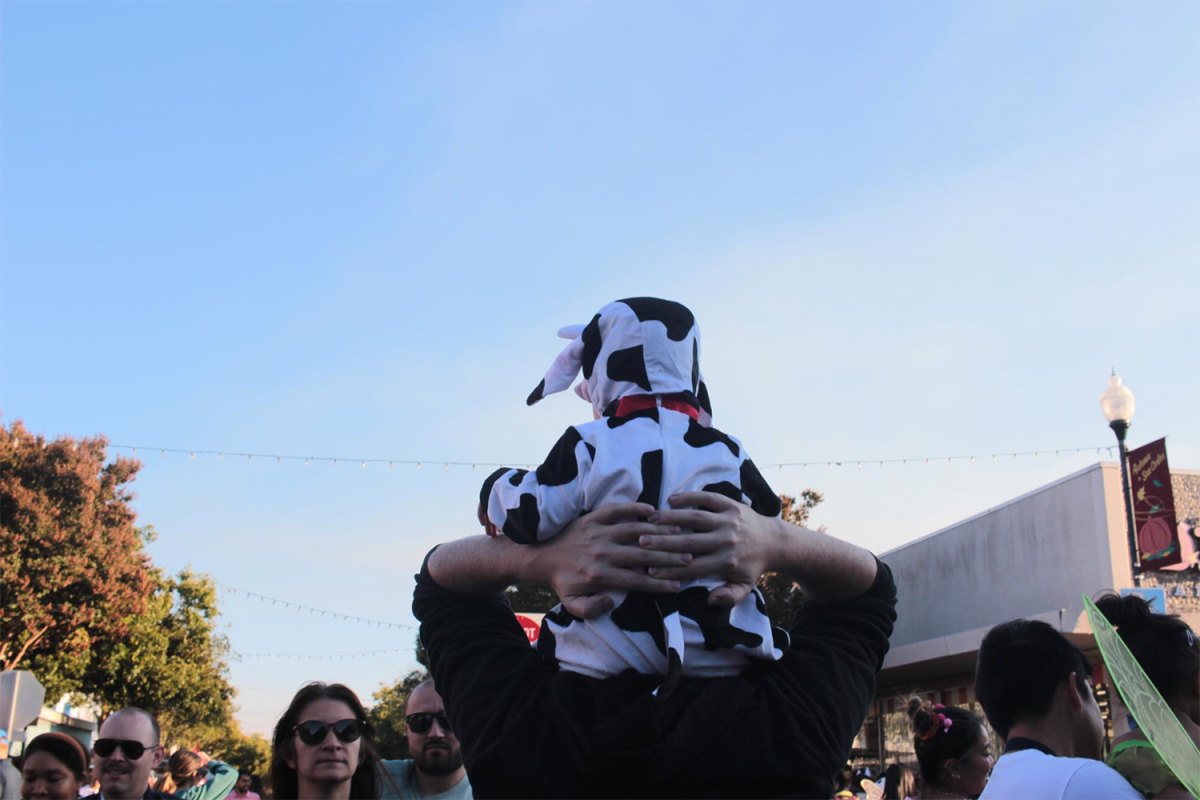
[3,1,1197,737]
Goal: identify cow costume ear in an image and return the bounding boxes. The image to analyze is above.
[527,324,589,406]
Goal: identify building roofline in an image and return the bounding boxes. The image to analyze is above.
[880,462,1115,558]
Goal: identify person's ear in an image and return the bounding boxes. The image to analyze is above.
[942,757,960,781]
[154,746,165,764]
[1064,672,1084,713]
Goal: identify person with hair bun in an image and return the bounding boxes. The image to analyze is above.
[1096,592,1200,799]
[18,732,89,800]
[906,698,993,799]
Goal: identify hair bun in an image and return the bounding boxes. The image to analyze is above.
[906,697,938,738]
[1096,593,1153,631]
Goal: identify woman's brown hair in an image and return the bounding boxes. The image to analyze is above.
[270,682,386,800]
[906,697,986,787]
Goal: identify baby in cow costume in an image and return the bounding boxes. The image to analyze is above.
[479,297,786,681]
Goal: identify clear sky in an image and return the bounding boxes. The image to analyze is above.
[3,1,1197,738]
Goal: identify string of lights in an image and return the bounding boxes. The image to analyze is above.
[92,442,1114,471]
[235,647,414,661]
[218,583,417,631]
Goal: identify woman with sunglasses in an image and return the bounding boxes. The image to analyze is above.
[270,683,399,800]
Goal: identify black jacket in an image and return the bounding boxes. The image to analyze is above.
[413,552,897,798]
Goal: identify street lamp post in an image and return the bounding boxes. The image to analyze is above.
[1100,373,1139,587]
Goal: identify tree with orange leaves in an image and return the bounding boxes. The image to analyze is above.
[0,420,154,690]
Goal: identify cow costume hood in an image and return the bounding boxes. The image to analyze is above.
[526,297,713,426]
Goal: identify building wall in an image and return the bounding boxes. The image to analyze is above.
[882,462,1134,650]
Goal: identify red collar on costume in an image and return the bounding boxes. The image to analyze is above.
[613,394,700,420]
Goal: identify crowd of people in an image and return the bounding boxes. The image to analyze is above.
[8,301,1198,798]
[8,499,1199,799]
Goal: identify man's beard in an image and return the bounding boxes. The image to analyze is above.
[413,744,463,776]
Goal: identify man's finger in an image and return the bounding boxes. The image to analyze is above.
[645,556,725,581]
[667,491,741,513]
[561,594,613,620]
[707,583,753,608]
[647,508,721,532]
[610,548,692,569]
[598,519,669,544]
[638,532,724,554]
[600,571,680,595]
[587,503,657,525]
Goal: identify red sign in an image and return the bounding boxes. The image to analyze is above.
[1126,437,1182,570]
[514,614,542,645]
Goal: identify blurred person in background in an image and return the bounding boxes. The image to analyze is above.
[230,771,259,800]
[882,763,916,800]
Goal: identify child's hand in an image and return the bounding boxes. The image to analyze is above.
[477,503,500,538]
[709,581,755,609]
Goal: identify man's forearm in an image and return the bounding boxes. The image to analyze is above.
[426,535,529,596]
[767,518,878,603]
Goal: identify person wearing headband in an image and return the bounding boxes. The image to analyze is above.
[18,732,89,800]
[477,297,786,683]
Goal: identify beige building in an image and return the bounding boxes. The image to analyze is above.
[850,461,1200,772]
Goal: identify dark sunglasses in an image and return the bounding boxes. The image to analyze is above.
[405,712,451,734]
[93,739,155,760]
[294,719,364,746]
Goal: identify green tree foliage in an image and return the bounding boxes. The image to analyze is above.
[369,667,429,760]
[1,422,154,677]
[208,728,272,779]
[71,564,237,744]
[757,491,826,628]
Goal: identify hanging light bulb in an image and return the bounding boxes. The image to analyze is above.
[218,452,224,460]
[190,452,196,460]
[991,454,996,461]
[160,449,166,456]
[333,459,338,466]
[305,458,311,466]
[277,456,281,464]
[444,463,449,470]
[417,462,422,469]
[388,461,394,469]
[361,461,367,469]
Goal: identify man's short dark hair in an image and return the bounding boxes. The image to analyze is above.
[975,619,1092,739]
[102,707,161,744]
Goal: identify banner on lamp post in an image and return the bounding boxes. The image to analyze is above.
[1127,437,1182,570]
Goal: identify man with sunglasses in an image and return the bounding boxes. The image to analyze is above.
[380,680,471,800]
[91,708,174,800]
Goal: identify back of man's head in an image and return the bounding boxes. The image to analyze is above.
[975,619,1093,739]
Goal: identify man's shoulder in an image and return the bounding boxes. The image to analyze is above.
[142,790,185,800]
[983,751,1142,800]
[380,758,417,785]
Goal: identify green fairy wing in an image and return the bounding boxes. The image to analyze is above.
[1084,594,1200,796]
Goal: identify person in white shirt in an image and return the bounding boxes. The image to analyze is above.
[974,619,1143,800]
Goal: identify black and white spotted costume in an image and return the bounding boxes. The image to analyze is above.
[480,298,785,680]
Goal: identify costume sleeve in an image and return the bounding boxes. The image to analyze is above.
[193,760,239,800]
[481,427,593,545]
